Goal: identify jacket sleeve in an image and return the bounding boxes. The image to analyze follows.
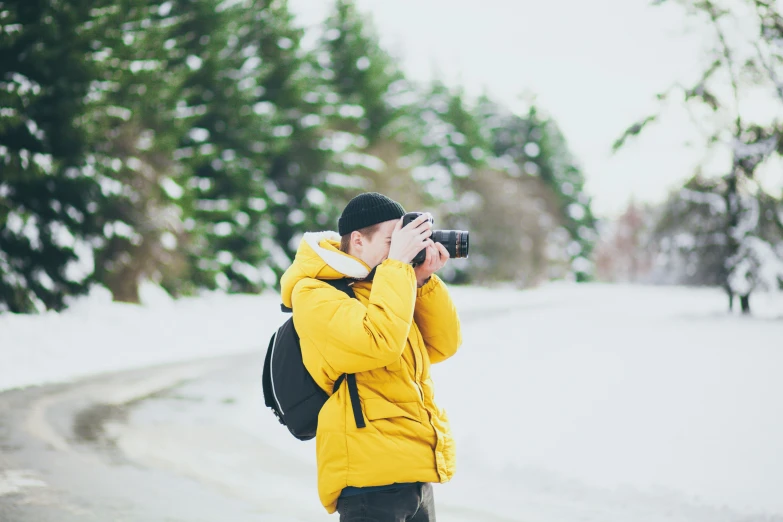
[414,275,462,364]
[292,259,417,375]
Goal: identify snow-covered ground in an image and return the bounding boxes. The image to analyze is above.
[2,282,782,521]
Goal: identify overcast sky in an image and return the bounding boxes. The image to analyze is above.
[288,0,716,217]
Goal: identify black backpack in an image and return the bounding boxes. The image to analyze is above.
[262,278,366,441]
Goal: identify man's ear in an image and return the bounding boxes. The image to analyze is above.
[350,231,363,251]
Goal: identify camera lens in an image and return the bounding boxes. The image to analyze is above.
[432,230,469,259]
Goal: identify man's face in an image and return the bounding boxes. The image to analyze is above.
[357,219,397,269]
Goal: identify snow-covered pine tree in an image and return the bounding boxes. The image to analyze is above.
[253,0,335,276]
[317,0,424,212]
[616,0,783,313]
[0,0,108,312]
[165,0,280,295]
[479,96,598,282]
[85,0,189,303]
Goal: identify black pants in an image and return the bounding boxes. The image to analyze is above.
[336,483,435,522]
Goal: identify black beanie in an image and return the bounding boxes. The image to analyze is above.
[338,192,406,236]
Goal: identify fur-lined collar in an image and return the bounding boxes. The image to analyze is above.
[302,231,370,279]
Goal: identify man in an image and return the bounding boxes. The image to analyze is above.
[279,192,462,521]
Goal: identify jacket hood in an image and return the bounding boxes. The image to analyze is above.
[280,231,371,308]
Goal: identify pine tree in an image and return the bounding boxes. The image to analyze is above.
[414,82,488,207]
[484,98,598,282]
[253,0,335,275]
[318,0,422,212]
[411,83,492,283]
[0,0,107,312]
[84,0,189,303]
[322,0,405,145]
[653,175,783,307]
[164,0,277,294]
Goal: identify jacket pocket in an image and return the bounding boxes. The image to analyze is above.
[363,398,422,424]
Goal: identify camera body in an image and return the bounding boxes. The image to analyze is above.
[401,212,470,266]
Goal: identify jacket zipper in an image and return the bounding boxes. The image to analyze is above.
[413,330,440,472]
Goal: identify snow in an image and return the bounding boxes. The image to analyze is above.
[679,187,726,214]
[2,282,783,520]
[439,284,783,520]
[339,151,385,173]
[0,470,47,496]
[729,235,783,294]
[0,283,284,392]
[733,136,777,160]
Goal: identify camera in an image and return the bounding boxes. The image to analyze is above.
[401,212,470,266]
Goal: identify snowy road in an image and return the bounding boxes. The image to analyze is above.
[0,355,275,522]
[0,352,511,522]
[1,284,782,521]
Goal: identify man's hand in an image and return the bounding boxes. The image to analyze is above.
[414,242,450,287]
[388,213,433,265]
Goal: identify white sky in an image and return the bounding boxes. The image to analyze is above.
[288,0,718,217]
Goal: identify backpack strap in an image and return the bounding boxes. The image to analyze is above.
[325,277,356,299]
[332,374,366,429]
[279,277,356,313]
[324,279,365,429]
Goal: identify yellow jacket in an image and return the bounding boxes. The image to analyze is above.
[280,231,462,513]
